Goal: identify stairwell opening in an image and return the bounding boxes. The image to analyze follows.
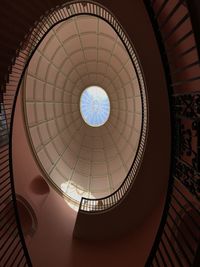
[22,4,147,211]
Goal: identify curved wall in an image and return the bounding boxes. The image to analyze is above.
[12,88,163,267]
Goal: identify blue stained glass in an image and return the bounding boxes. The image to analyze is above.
[80,86,110,127]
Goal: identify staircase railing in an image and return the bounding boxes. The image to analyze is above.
[29,1,148,213]
[0,54,32,266]
[144,0,200,266]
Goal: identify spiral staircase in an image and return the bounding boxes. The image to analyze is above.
[0,0,200,266]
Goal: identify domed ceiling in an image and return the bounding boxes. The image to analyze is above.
[23,14,145,209]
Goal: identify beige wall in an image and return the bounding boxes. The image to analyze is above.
[13,89,165,266]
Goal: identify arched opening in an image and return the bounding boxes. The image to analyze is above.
[16,195,38,238]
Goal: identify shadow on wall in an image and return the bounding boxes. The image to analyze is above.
[30,175,50,195]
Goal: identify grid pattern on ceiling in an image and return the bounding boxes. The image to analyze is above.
[24,15,143,201]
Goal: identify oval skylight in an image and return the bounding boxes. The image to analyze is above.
[80,86,110,127]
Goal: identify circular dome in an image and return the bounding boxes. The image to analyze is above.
[23,11,147,210]
[80,86,110,127]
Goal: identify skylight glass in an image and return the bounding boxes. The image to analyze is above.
[80,86,110,127]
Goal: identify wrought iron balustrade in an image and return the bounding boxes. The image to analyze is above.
[144,0,200,266]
